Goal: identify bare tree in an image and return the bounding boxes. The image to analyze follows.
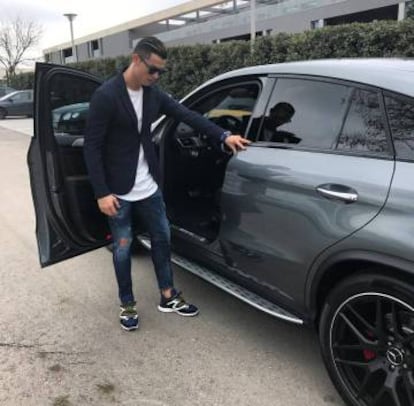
[0,17,42,84]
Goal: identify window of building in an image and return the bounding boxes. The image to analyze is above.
[91,40,101,58]
[385,94,414,160]
[63,48,72,58]
[63,48,75,63]
[336,89,388,155]
[221,32,263,42]
[258,78,350,150]
[325,5,398,25]
[311,19,324,29]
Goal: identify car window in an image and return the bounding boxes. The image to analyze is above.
[192,83,260,135]
[21,91,31,101]
[336,88,388,155]
[49,74,98,136]
[385,94,414,161]
[258,78,350,149]
[10,92,25,102]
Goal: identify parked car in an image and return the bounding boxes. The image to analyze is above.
[0,85,16,97]
[0,89,33,119]
[27,59,414,406]
[52,102,89,136]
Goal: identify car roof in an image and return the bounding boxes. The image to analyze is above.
[52,102,89,114]
[197,58,414,98]
[4,89,32,96]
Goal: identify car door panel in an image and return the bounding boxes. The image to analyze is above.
[7,98,19,115]
[28,63,108,267]
[218,145,394,307]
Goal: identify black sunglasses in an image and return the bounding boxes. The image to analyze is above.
[139,56,168,76]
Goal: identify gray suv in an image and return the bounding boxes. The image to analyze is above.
[28,59,414,406]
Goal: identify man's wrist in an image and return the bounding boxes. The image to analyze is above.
[220,131,231,143]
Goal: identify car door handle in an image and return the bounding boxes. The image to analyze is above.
[316,184,358,203]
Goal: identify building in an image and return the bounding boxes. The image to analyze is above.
[45,0,410,64]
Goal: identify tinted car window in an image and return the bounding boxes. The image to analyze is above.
[336,88,388,155]
[258,78,350,149]
[49,74,98,136]
[10,91,29,102]
[385,94,414,160]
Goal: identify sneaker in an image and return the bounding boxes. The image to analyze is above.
[158,289,199,317]
[119,301,139,331]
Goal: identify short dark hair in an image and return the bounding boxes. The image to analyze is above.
[133,36,167,60]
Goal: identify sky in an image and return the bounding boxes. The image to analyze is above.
[0,0,189,63]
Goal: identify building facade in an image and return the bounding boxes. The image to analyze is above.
[45,0,410,64]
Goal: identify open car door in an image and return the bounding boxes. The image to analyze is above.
[27,63,108,267]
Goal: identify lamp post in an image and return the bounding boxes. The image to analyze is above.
[63,13,78,63]
[250,0,256,54]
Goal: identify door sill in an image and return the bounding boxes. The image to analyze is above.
[170,224,209,244]
[138,235,303,325]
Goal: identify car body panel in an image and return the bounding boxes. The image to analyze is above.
[219,146,395,307]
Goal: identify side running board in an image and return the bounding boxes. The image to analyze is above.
[138,236,303,325]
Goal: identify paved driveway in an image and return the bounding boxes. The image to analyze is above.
[0,117,33,136]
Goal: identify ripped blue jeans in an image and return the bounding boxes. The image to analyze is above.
[107,188,173,304]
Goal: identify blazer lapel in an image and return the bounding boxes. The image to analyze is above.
[141,86,151,137]
[115,73,138,129]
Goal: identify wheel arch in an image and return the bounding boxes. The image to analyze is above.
[307,251,414,326]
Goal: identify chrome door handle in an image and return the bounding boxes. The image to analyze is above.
[316,186,358,203]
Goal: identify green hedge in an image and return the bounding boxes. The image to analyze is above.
[10,19,414,98]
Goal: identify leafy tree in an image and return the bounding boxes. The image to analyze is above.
[0,17,42,84]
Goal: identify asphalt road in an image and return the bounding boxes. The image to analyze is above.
[0,119,344,406]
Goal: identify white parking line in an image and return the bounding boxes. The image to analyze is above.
[0,118,33,136]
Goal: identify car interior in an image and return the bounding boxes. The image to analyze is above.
[160,83,260,241]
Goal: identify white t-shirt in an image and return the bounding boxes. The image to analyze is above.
[115,87,158,201]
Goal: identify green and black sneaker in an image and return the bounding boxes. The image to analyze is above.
[158,289,199,317]
[119,301,139,331]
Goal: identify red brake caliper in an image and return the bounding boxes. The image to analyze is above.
[363,331,377,361]
[363,349,376,361]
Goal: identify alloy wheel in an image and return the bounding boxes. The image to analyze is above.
[329,292,414,406]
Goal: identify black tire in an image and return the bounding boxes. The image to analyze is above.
[319,273,414,406]
[0,108,6,119]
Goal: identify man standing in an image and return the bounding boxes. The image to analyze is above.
[84,36,249,331]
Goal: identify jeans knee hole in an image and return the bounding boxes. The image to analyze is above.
[118,238,130,248]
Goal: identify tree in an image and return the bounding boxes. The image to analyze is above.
[0,17,42,84]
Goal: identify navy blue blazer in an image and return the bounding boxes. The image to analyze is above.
[84,72,226,199]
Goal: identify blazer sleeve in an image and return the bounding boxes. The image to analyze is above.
[158,90,226,147]
[84,88,114,199]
